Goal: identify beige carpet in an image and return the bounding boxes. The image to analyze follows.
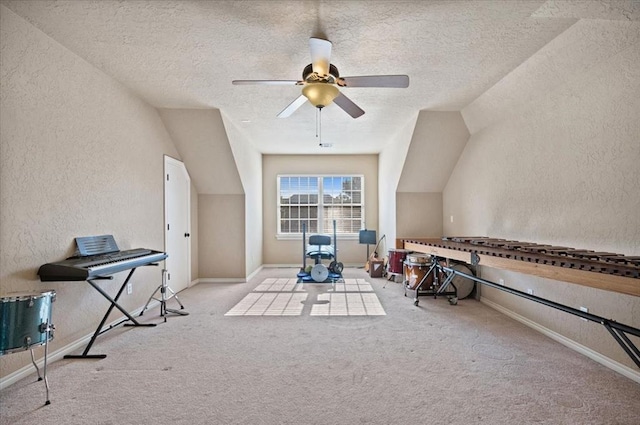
[1,267,639,424]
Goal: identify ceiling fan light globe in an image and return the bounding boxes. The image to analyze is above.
[302,83,339,108]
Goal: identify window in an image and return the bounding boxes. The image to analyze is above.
[278,175,363,236]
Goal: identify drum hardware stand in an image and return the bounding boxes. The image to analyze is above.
[140,269,188,322]
[404,260,457,306]
[18,322,55,406]
[24,320,54,405]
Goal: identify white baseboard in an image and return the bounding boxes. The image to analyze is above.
[197,278,246,283]
[0,300,160,391]
[246,265,263,282]
[480,297,640,384]
[193,266,266,284]
[262,263,362,269]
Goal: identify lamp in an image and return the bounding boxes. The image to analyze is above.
[302,83,339,108]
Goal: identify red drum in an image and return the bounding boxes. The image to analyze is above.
[388,249,410,275]
[404,262,432,289]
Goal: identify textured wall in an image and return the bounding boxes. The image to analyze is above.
[262,155,378,265]
[396,193,443,239]
[198,194,245,279]
[444,19,640,369]
[0,6,180,377]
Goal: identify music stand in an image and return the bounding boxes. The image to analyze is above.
[359,229,377,262]
[140,269,188,322]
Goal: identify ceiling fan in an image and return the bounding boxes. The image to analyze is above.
[232,37,409,119]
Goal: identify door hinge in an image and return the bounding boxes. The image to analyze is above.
[167,174,170,181]
[167,224,170,230]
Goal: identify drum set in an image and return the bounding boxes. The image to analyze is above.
[0,290,56,405]
[387,248,475,306]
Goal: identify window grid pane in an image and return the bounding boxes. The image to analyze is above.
[279,175,363,235]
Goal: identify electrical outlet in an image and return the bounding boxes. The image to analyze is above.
[527,288,534,295]
[499,278,504,286]
[127,283,132,295]
[579,306,588,322]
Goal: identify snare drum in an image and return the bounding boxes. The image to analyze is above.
[388,249,410,275]
[407,253,430,264]
[404,262,433,290]
[0,290,56,355]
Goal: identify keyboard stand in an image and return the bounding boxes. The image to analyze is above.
[64,267,157,359]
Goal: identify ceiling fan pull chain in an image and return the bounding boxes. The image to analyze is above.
[319,108,322,144]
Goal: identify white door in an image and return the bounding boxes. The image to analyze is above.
[164,155,191,292]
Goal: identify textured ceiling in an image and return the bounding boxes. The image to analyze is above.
[3,1,636,154]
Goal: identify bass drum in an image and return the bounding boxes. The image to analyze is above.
[448,264,475,299]
[0,290,56,355]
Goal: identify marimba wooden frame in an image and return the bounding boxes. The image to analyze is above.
[397,238,640,368]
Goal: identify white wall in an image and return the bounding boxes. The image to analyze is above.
[222,114,263,277]
[198,194,245,278]
[396,192,443,239]
[0,6,181,377]
[392,110,470,244]
[159,109,248,279]
[378,116,417,251]
[397,111,469,193]
[444,19,640,370]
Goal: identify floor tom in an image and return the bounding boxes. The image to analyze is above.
[0,290,55,355]
[388,249,410,275]
[404,262,433,290]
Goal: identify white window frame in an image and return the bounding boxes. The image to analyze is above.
[277,174,365,240]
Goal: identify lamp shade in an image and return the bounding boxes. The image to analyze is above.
[302,83,339,108]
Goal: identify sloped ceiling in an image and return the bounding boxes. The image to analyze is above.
[1,0,593,156]
[397,111,469,193]
[158,108,244,195]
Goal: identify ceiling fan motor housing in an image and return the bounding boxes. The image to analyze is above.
[303,63,340,83]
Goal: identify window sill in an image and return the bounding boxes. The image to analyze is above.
[276,233,360,241]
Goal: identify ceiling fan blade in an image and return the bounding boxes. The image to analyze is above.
[333,92,365,119]
[309,37,332,76]
[277,95,308,118]
[232,80,301,86]
[338,75,410,88]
